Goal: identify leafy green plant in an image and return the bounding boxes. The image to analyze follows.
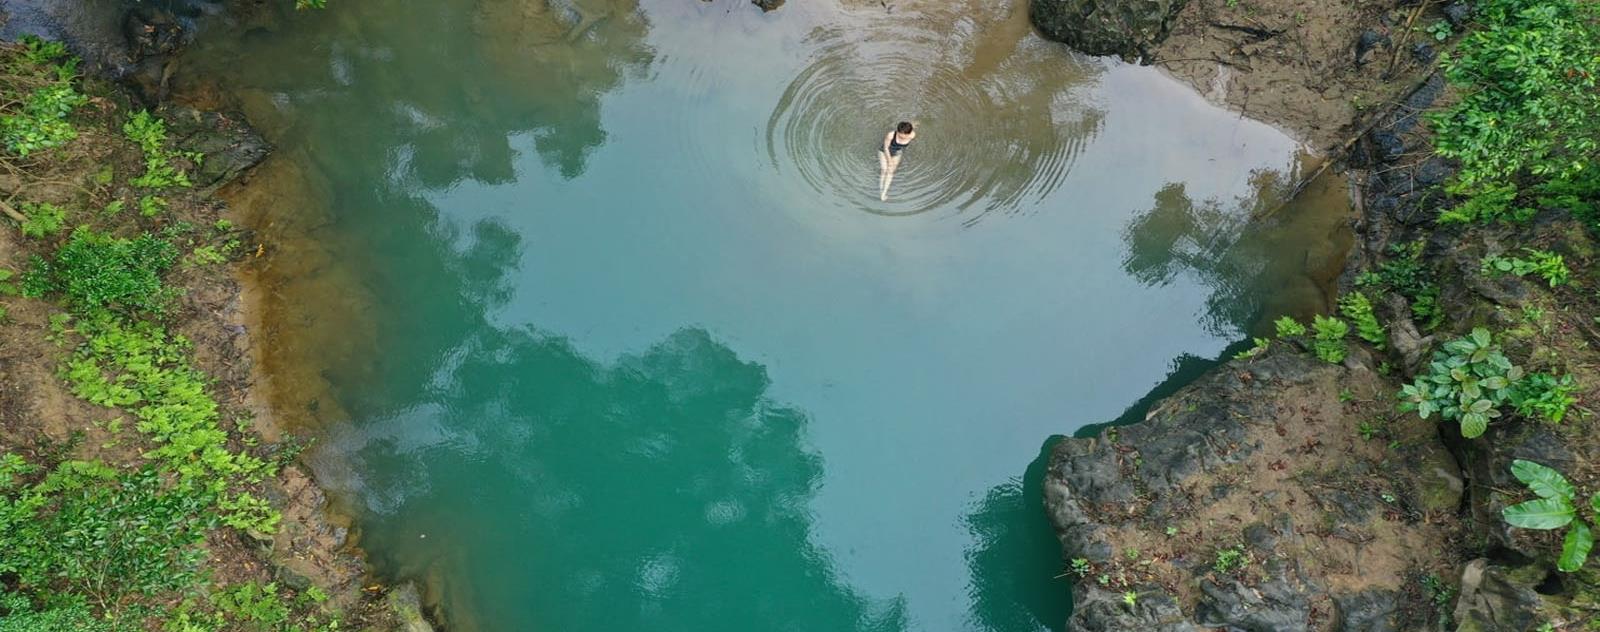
[63,313,277,531]
[1213,545,1248,573]
[1431,0,1600,224]
[1502,459,1596,572]
[1510,373,1578,423]
[1122,591,1138,608]
[0,269,17,297]
[1069,558,1090,577]
[1480,249,1570,287]
[186,245,226,268]
[0,458,212,617]
[1234,337,1270,360]
[1339,292,1386,349]
[1366,241,1444,329]
[138,195,168,218]
[124,111,191,189]
[21,227,178,316]
[1425,20,1452,41]
[1312,315,1348,364]
[1398,328,1523,438]
[17,201,65,238]
[1,82,86,157]
[1274,316,1306,337]
[102,199,125,216]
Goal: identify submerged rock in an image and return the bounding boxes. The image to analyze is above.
[752,0,785,11]
[1029,0,1186,61]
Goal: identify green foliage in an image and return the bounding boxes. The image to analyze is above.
[0,594,109,632]
[123,111,192,189]
[1510,372,1578,423]
[1431,0,1600,224]
[138,195,168,218]
[1338,292,1386,349]
[64,313,275,526]
[296,0,328,8]
[1,83,85,158]
[0,459,212,619]
[17,35,67,67]
[21,227,178,317]
[0,268,17,296]
[1312,315,1348,364]
[1274,316,1306,337]
[1398,328,1522,438]
[1425,20,1452,41]
[213,582,292,630]
[1480,249,1571,287]
[1069,558,1090,577]
[1365,241,1444,329]
[1502,459,1598,572]
[17,201,65,238]
[1213,545,1248,573]
[1233,337,1270,360]
[101,200,124,216]
[185,245,226,268]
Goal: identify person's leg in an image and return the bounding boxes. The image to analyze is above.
[883,148,896,196]
[881,154,901,201]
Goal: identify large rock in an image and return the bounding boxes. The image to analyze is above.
[1030,0,1186,60]
[1045,349,1465,631]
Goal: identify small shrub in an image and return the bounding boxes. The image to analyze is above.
[22,227,178,316]
[1397,327,1522,438]
[1312,315,1348,364]
[1213,545,1248,573]
[1510,373,1578,423]
[138,195,168,218]
[17,201,65,238]
[1339,292,1386,349]
[1274,316,1306,337]
[1502,460,1596,572]
[1,82,86,157]
[123,111,191,189]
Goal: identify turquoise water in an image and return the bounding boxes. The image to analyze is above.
[187,0,1352,628]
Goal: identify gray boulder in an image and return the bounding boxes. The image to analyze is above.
[1030,0,1187,60]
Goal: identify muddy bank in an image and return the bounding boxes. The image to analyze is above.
[1035,0,1600,629]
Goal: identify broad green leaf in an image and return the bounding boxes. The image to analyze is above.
[1470,399,1494,414]
[1560,521,1593,572]
[1513,460,1575,499]
[1460,412,1489,438]
[1418,400,1437,419]
[1482,376,1509,390]
[1504,497,1576,529]
[1508,366,1524,382]
[1471,328,1492,347]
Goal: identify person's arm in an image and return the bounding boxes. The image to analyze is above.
[883,131,894,153]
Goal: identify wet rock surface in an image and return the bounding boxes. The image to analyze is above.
[1029,0,1186,60]
[163,103,271,189]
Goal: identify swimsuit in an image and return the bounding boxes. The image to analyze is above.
[886,134,909,157]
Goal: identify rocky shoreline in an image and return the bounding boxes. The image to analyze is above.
[1033,0,1600,630]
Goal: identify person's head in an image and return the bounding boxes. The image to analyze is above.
[896,121,914,135]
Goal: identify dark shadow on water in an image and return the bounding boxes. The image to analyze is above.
[962,436,1070,632]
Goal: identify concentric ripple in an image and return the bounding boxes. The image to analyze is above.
[766,15,1105,221]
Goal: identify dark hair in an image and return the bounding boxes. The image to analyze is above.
[896,121,914,134]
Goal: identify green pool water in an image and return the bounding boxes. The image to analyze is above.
[186,0,1353,628]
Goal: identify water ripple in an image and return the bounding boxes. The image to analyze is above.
[765,17,1105,222]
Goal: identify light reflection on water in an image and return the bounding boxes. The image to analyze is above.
[185,0,1354,628]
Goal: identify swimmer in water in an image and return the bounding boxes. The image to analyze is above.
[878,121,915,201]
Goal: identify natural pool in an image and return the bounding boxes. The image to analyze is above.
[187,0,1353,628]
